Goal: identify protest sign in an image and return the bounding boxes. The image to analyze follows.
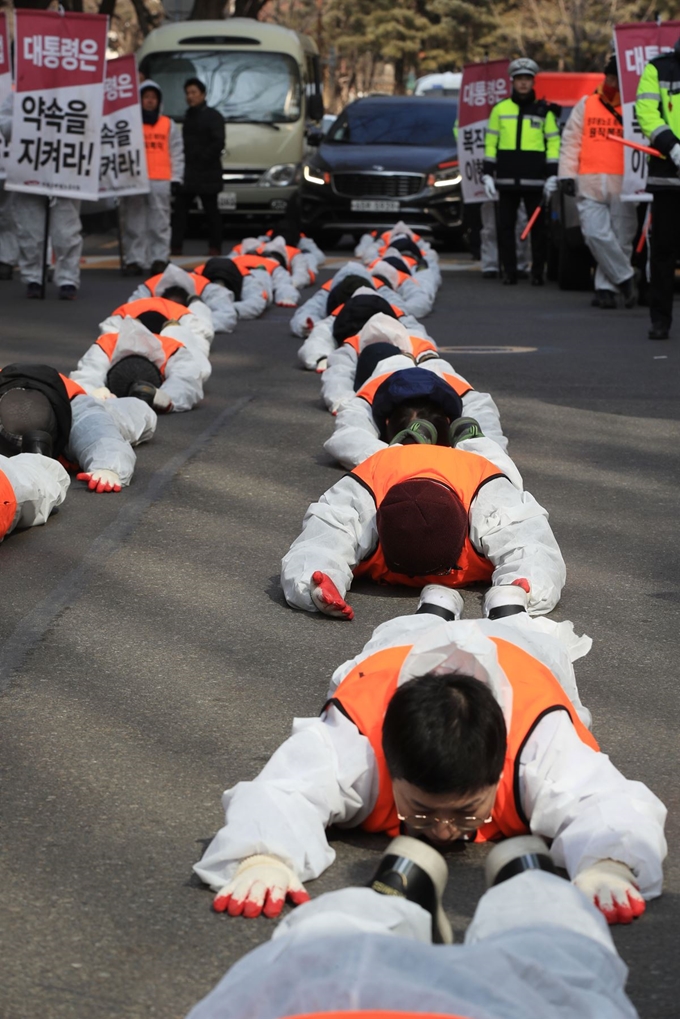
[458,60,510,203]
[0,12,12,180]
[99,54,149,198]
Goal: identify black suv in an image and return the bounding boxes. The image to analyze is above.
[301,95,461,243]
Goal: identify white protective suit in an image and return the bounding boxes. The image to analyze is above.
[298,292,434,375]
[194,612,666,907]
[280,446,565,615]
[119,81,184,270]
[481,200,530,274]
[229,250,299,307]
[0,453,69,537]
[319,313,438,414]
[187,873,638,1019]
[290,261,410,338]
[324,352,510,473]
[0,94,83,288]
[559,92,637,293]
[232,269,272,319]
[0,181,18,268]
[127,268,237,335]
[355,220,439,267]
[368,257,437,319]
[70,318,210,414]
[67,394,156,487]
[236,235,318,291]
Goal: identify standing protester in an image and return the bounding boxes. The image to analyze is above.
[119,81,184,278]
[636,36,680,340]
[560,57,637,310]
[171,78,226,258]
[482,58,560,286]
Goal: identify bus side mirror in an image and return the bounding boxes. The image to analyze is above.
[308,93,324,122]
[306,127,324,146]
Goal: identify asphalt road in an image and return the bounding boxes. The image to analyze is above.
[0,250,678,1019]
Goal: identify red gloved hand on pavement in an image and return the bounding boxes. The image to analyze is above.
[212,855,310,919]
[573,860,646,925]
[310,571,354,620]
[512,578,531,594]
[76,469,122,493]
[277,301,297,308]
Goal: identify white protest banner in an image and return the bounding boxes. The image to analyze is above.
[6,9,108,200]
[458,59,510,204]
[0,11,12,181]
[99,54,149,198]
[614,21,680,201]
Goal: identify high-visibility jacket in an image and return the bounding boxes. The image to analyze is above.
[356,369,472,410]
[351,445,504,587]
[144,116,173,181]
[96,332,183,378]
[371,228,422,244]
[231,253,282,276]
[60,374,86,400]
[342,332,435,360]
[321,276,390,296]
[328,640,599,840]
[111,298,194,326]
[144,271,210,298]
[636,48,680,187]
[484,96,561,189]
[367,258,412,288]
[578,92,624,175]
[0,469,18,539]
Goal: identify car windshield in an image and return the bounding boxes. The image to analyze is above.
[140,51,301,123]
[327,101,457,147]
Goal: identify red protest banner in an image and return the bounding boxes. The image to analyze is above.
[458,60,509,203]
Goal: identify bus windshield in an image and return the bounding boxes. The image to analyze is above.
[140,50,302,123]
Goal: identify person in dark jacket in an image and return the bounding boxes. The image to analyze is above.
[171,78,226,257]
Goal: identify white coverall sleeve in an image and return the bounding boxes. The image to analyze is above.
[299,235,325,266]
[558,96,585,180]
[461,389,507,450]
[396,277,434,319]
[455,437,523,490]
[324,398,385,468]
[520,710,667,899]
[185,300,215,342]
[98,313,124,335]
[290,288,329,337]
[469,477,566,614]
[126,283,153,302]
[354,234,381,262]
[398,313,435,343]
[0,453,70,532]
[201,282,237,334]
[169,119,184,184]
[66,394,153,487]
[193,707,377,889]
[281,475,378,611]
[290,251,316,289]
[271,264,299,306]
[321,345,359,412]
[161,346,211,412]
[297,318,335,370]
[234,272,269,319]
[69,344,111,393]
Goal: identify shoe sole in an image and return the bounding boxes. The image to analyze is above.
[385,835,452,944]
[485,835,552,887]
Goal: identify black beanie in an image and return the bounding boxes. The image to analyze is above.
[135,310,167,334]
[383,255,411,275]
[332,294,398,343]
[200,258,243,300]
[377,478,469,577]
[326,274,374,315]
[0,363,72,457]
[390,236,423,260]
[106,355,163,398]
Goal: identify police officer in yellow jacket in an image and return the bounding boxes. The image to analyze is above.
[635,36,680,340]
[483,58,561,285]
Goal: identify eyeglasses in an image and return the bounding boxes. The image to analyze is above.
[397,812,493,833]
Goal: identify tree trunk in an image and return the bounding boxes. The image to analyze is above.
[232,0,271,17]
[99,0,116,15]
[129,0,155,37]
[393,55,405,95]
[189,0,227,18]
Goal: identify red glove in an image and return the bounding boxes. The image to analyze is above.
[212,855,310,919]
[573,860,646,925]
[512,578,531,593]
[277,300,297,308]
[310,571,354,620]
[76,469,121,493]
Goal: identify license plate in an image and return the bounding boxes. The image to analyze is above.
[350,199,400,212]
[217,191,237,211]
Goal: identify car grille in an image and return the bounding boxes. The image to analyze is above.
[332,172,425,198]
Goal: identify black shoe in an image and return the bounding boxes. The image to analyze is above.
[648,325,670,340]
[368,835,452,943]
[594,289,616,309]
[482,270,498,279]
[0,261,13,281]
[531,275,544,286]
[59,285,77,301]
[26,282,41,299]
[620,276,637,309]
[128,381,157,406]
[122,262,144,277]
[21,430,53,457]
[150,259,168,275]
[485,835,556,888]
[502,273,518,285]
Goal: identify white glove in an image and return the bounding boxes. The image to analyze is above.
[76,468,122,493]
[669,142,680,168]
[152,388,173,413]
[481,174,497,200]
[543,175,558,198]
[212,854,310,919]
[573,859,646,925]
[91,386,115,401]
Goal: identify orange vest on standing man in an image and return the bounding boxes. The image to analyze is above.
[578,91,625,176]
[144,116,173,180]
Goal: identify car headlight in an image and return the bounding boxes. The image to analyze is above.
[427,161,462,188]
[259,163,299,187]
[303,164,330,186]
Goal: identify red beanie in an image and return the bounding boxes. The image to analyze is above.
[376,479,469,577]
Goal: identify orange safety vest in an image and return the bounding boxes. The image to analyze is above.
[321,277,389,295]
[343,332,436,360]
[579,92,624,176]
[59,374,86,400]
[143,116,173,181]
[329,640,599,840]
[111,297,193,325]
[332,302,406,323]
[368,259,412,289]
[351,445,503,588]
[373,228,422,244]
[145,271,210,298]
[231,253,282,276]
[356,370,472,408]
[0,469,18,540]
[96,332,183,378]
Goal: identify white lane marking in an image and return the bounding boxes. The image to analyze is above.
[437,345,537,354]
